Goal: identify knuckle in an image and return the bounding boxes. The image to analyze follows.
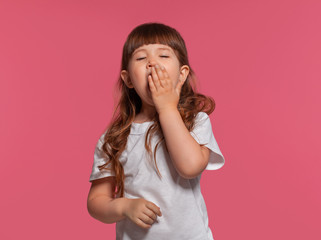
[143,222,151,228]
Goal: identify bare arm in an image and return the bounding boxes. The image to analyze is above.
[158,108,210,179]
[87,177,129,224]
[87,177,162,228]
[147,63,210,179]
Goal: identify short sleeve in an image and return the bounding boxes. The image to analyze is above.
[190,112,225,170]
[89,130,116,182]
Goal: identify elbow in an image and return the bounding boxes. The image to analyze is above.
[179,169,203,179]
[87,200,110,224]
[177,159,207,180]
[179,172,200,180]
[87,199,95,219]
[87,202,94,219]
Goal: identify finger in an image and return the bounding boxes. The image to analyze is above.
[140,212,154,225]
[151,66,161,90]
[136,218,152,229]
[146,202,162,217]
[143,208,157,222]
[148,75,156,93]
[155,64,165,86]
[162,69,171,88]
[163,69,170,80]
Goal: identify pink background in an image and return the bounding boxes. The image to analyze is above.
[1,0,320,239]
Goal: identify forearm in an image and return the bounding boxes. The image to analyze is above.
[158,109,204,178]
[87,196,128,224]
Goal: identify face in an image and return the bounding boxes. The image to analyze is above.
[121,43,189,108]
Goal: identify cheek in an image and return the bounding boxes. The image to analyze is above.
[130,68,149,88]
[130,67,144,80]
[165,66,180,82]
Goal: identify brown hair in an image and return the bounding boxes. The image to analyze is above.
[98,22,215,198]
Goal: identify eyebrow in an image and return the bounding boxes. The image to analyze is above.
[133,47,172,55]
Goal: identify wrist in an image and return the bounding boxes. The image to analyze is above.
[158,108,181,125]
[157,106,179,117]
[120,198,130,218]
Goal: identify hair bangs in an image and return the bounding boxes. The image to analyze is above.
[125,23,184,59]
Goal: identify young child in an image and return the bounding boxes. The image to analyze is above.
[87,22,225,240]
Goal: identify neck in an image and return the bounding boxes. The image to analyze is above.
[136,102,157,122]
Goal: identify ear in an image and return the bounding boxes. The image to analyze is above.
[178,65,190,84]
[121,70,134,88]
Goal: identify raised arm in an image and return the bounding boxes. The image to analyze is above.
[159,109,210,179]
[147,63,210,179]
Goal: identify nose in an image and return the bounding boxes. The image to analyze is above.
[146,60,158,70]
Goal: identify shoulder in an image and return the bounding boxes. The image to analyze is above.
[195,111,210,123]
[94,129,109,152]
[191,112,213,134]
[97,128,108,144]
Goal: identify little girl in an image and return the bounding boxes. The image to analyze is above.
[87,22,225,240]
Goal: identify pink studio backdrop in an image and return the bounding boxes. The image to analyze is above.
[1,0,320,239]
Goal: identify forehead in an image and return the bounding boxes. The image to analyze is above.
[132,44,173,55]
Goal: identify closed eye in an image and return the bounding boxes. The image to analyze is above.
[136,56,169,61]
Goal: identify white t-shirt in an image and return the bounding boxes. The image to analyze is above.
[89,111,225,240]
